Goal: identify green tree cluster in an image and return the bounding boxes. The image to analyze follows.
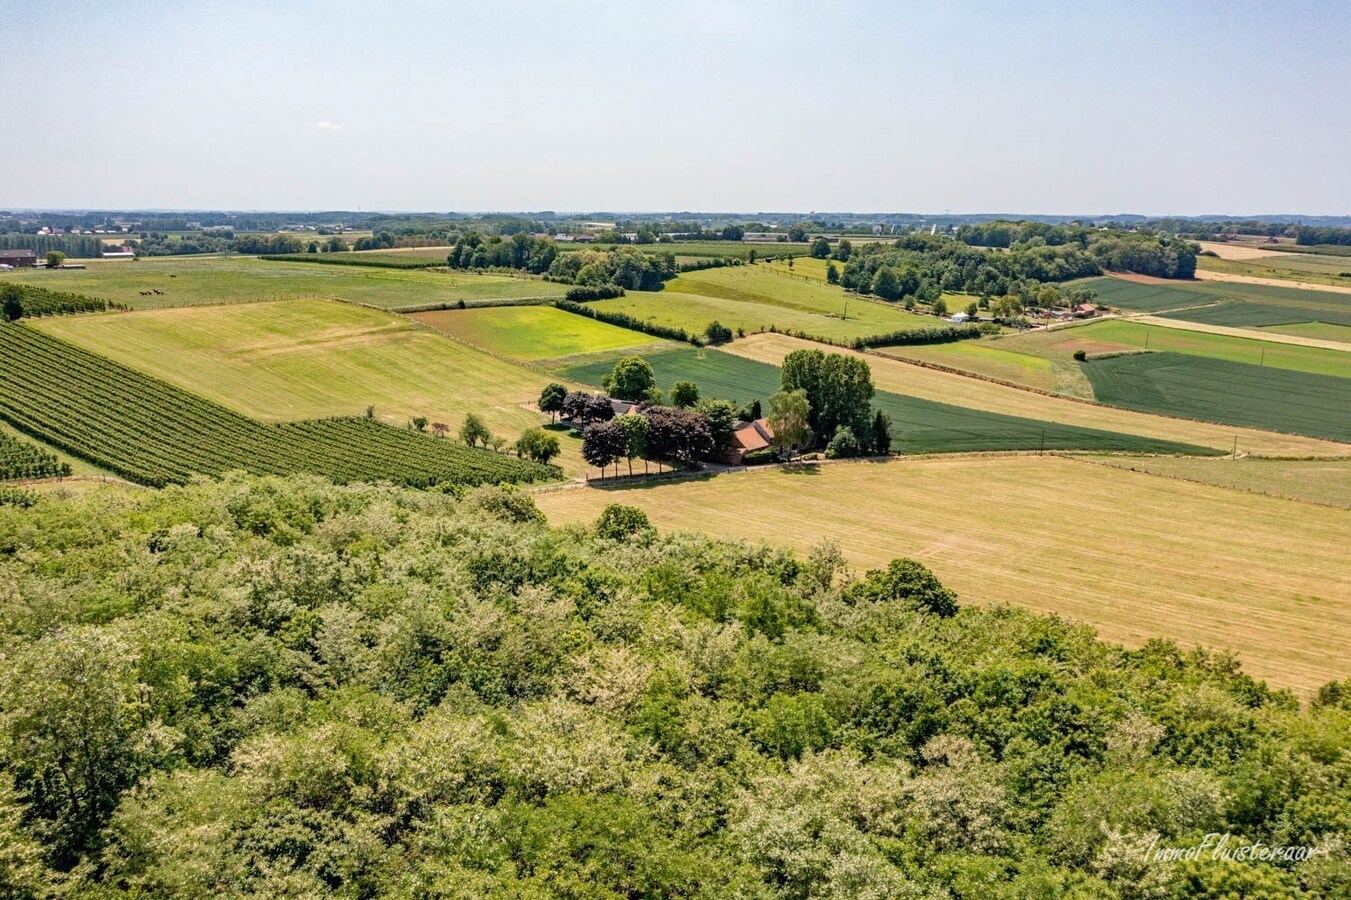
[0,477,1346,896]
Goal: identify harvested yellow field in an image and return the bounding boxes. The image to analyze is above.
[1194,268,1351,296]
[722,332,1350,457]
[536,456,1351,693]
[1197,240,1287,260]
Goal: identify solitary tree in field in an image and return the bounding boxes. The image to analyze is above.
[826,262,840,285]
[768,389,811,459]
[539,382,568,422]
[515,427,561,464]
[45,251,65,268]
[670,381,699,408]
[603,357,657,401]
[460,413,491,448]
[810,237,831,259]
[931,297,949,318]
[703,321,733,345]
[966,301,979,318]
[410,416,428,432]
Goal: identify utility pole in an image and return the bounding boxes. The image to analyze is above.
[1232,435,1238,458]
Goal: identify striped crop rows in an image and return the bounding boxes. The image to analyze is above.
[1,283,117,317]
[0,431,70,480]
[0,325,559,488]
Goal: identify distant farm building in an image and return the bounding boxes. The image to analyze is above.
[0,249,38,268]
[720,418,775,465]
[743,232,790,243]
[102,246,136,259]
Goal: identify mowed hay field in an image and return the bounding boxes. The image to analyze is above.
[535,456,1351,693]
[0,256,568,310]
[33,299,585,469]
[1084,456,1351,509]
[724,333,1351,456]
[1198,251,1351,290]
[409,305,671,361]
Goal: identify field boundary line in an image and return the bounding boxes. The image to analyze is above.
[1062,455,1351,511]
[1132,315,1351,352]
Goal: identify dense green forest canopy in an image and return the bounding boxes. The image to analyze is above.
[1,476,1347,898]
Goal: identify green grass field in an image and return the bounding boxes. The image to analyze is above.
[585,266,951,344]
[1260,321,1351,343]
[1084,353,1351,442]
[1068,276,1219,312]
[1159,301,1351,329]
[1070,275,1351,327]
[559,347,1216,456]
[535,455,1351,692]
[0,256,567,311]
[873,341,1058,391]
[409,305,669,361]
[763,256,839,283]
[670,264,969,320]
[1065,320,1350,378]
[32,299,579,465]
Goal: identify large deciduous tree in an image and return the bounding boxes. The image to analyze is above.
[780,349,874,446]
[539,383,568,422]
[603,357,657,402]
[582,419,629,477]
[767,389,811,459]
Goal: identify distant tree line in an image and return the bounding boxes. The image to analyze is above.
[1295,226,1351,247]
[0,234,108,259]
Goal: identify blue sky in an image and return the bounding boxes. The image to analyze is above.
[1,1,1347,214]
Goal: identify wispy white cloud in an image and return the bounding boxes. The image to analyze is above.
[315,120,343,130]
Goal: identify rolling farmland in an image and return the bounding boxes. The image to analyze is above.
[1084,352,1351,442]
[33,299,567,451]
[557,240,812,260]
[1198,250,1351,289]
[409,305,668,361]
[0,324,559,487]
[0,256,567,310]
[1072,274,1351,328]
[724,332,1351,456]
[1055,320,1351,378]
[585,280,946,344]
[559,346,1216,455]
[534,455,1351,692]
[873,341,1059,390]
